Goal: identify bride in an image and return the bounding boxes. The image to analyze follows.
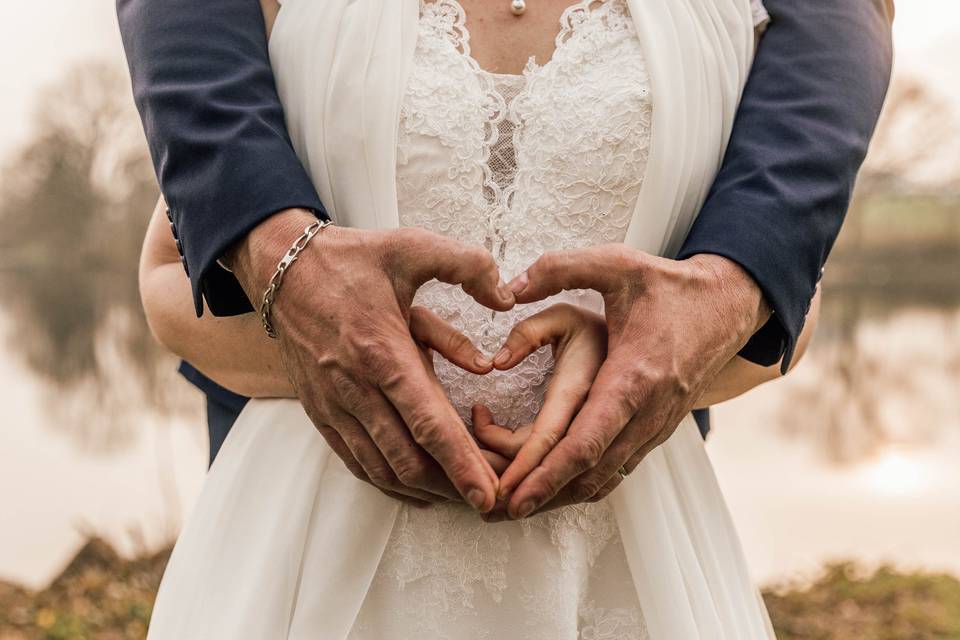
[140,0,820,637]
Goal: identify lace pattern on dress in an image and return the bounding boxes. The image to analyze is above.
[361,2,655,637]
[400,0,652,428]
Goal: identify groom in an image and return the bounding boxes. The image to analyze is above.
[118,0,893,518]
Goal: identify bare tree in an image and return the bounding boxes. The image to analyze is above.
[0,62,194,452]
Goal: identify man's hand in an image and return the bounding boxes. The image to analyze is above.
[226,209,516,512]
[499,246,770,519]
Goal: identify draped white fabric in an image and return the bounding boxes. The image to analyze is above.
[148,1,775,638]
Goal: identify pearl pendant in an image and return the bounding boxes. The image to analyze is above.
[510,0,526,16]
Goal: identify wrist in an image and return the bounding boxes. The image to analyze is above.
[224,208,320,303]
[685,253,772,335]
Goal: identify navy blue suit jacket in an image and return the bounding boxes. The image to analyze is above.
[118,0,893,461]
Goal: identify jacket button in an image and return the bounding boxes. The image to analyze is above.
[175,238,184,256]
[169,221,179,240]
[180,256,190,277]
[165,206,173,222]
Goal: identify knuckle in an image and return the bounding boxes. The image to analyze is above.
[354,342,407,392]
[570,477,603,503]
[572,432,607,470]
[509,321,540,351]
[394,455,429,488]
[328,370,371,413]
[536,426,563,450]
[642,364,689,399]
[344,461,369,482]
[408,412,444,450]
[436,449,475,486]
[611,244,639,269]
[470,246,496,272]
[446,330,472,356]
[607,243,645,274]
[365,462,398,490]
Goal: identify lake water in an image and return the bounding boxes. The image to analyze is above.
[1,302,958,591]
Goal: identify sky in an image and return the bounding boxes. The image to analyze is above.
[1,0,960,162]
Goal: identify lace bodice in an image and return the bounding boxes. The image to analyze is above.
[353,2,767,637]
[356,2,654,638]
[399,0,651,430]
[151,4,773,639]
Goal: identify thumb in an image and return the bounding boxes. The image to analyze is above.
[507,245,635,304]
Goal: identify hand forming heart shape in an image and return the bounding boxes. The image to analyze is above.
[408,302,609,515]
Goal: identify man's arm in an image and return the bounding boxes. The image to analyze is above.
[677,0,895,371]
[117,0,514,512]
[117,0,326,316]
[497,0,895,519]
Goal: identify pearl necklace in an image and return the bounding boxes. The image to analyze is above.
[510,0,526,15]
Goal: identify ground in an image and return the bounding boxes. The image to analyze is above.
[2,538,959,639]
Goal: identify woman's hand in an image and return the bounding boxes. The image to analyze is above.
[471,303,608,504]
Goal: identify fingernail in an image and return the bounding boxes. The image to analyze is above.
[517,500,536,519]
[493,348,511,367]
[467,489,487,511]
[496,487,511,501]
[474,354,492,369]
[508,271,529,294]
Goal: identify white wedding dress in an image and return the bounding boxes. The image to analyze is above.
[148,1,775,639]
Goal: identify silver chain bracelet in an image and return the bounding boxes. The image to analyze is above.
[259,219,334,338]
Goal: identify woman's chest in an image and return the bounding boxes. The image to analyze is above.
[396,0,653,257]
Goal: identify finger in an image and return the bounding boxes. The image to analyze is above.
[328,406,442,503]
[535,472,625,514]
[497,316,604,499]
[495,367,590,500]
[505,359,634,519]
[480,449,512,475]
[589,473,624,503]
[410,306,493,374]
[537,437,635,513]
[349,391,462,502]
[330,442,436,507]
[537,409,679,514]
[473,404,530,459]
[314,423,371,483]
[380,338,500,512]
[490,303,574,370]
[389,228,514,311]
[621,416,677,474]
[507,245,640,303]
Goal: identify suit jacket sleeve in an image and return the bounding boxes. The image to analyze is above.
[677,0,894,371]
[117,0,328,317]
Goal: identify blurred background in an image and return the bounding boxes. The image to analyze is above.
[1,2,958,639]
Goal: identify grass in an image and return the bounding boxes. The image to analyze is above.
[2,539,959,639]
[766,562,960,640]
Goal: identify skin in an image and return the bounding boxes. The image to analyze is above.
[155,0,804,516]
[141,199,820,515]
